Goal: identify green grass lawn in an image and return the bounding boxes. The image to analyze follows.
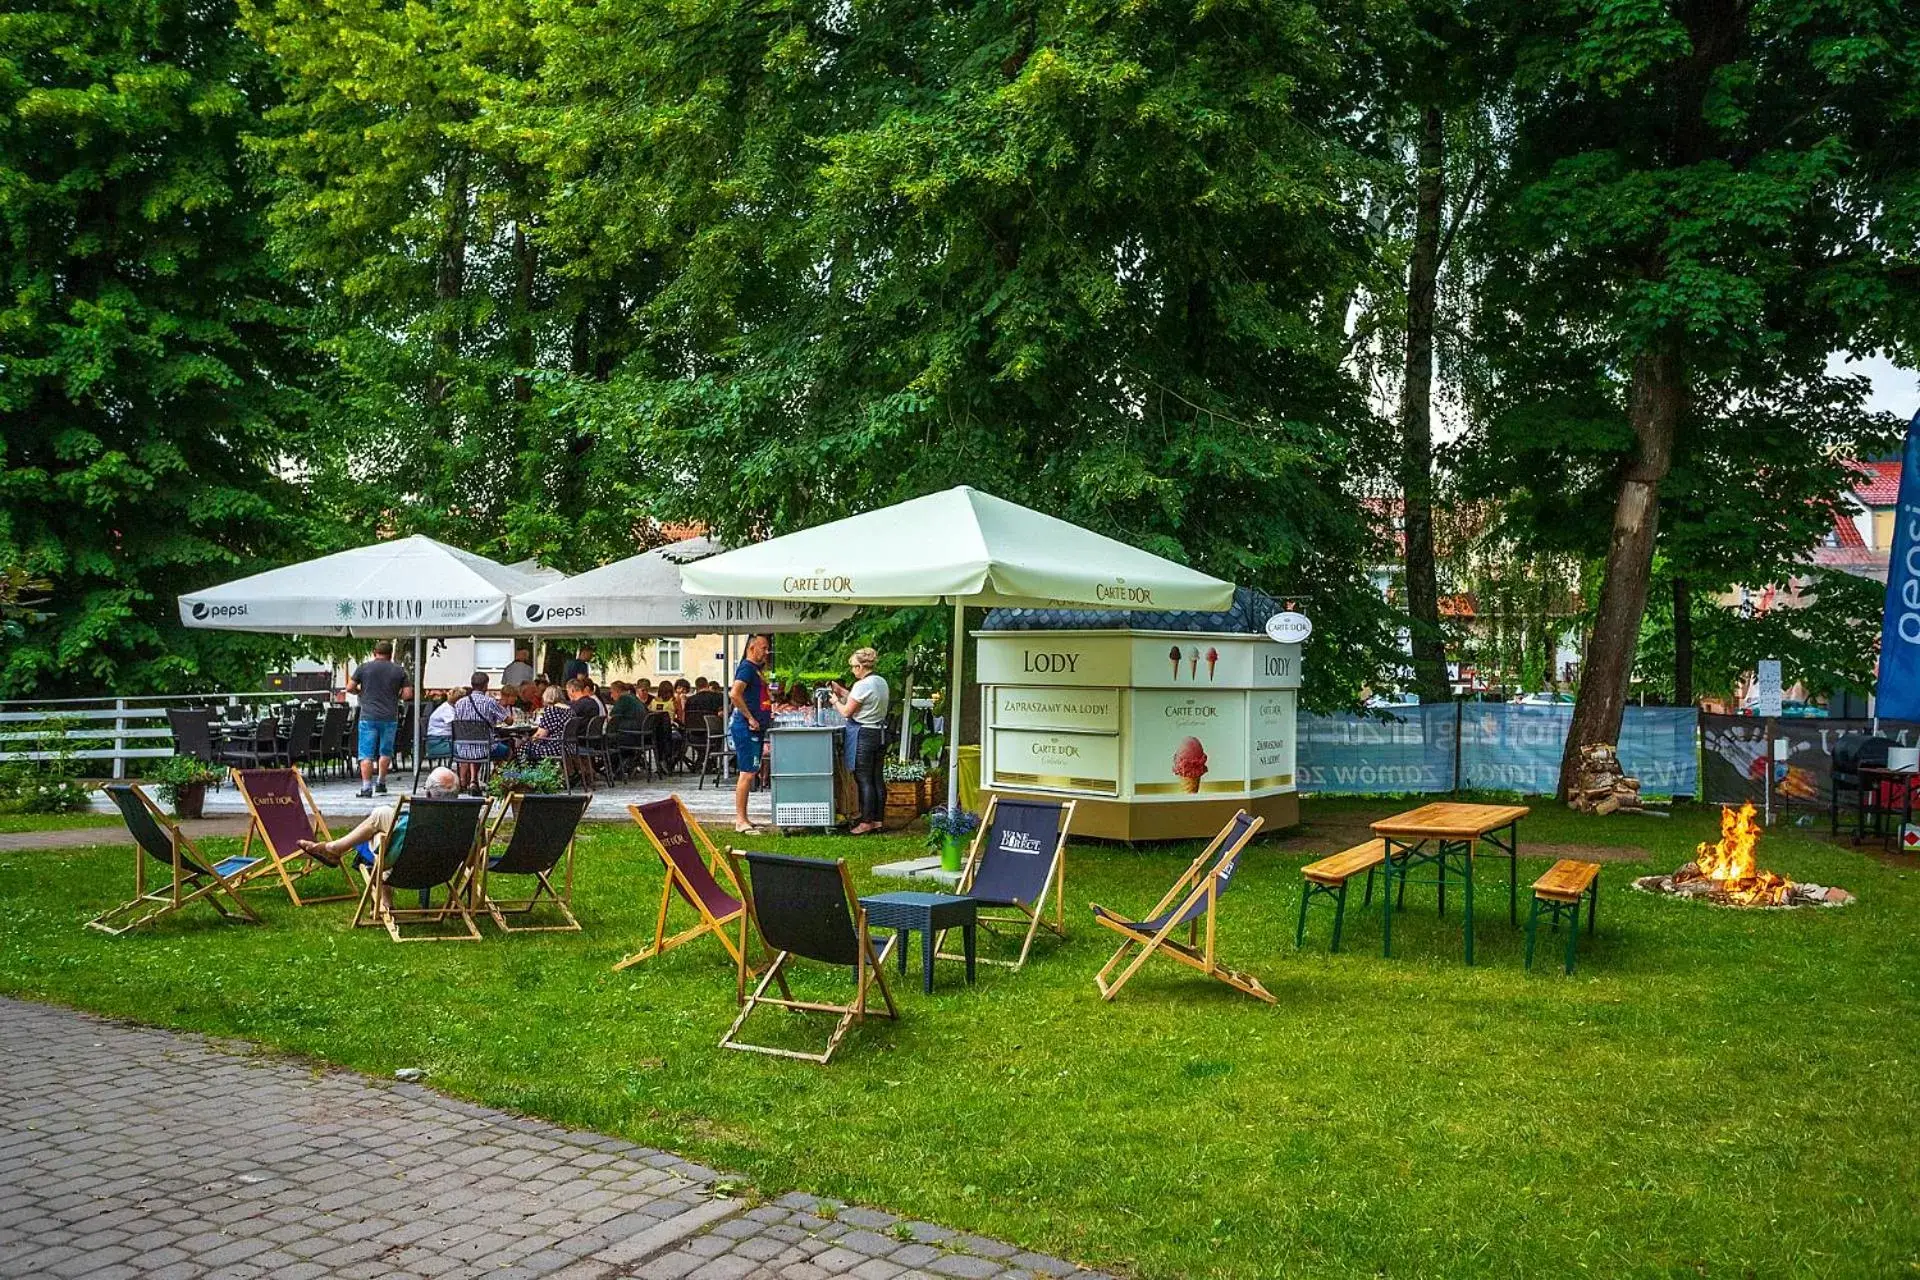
[1,797,1916,1278]
[0,811,120,834]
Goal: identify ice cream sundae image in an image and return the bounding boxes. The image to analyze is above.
[1168,644,1183,680]
[1172,737,1209,793]
[1205,646,1219,680]
[1186,645,1200,679]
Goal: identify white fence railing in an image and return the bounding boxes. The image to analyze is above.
[0,693,316,777]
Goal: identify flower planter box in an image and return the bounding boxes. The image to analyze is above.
[883,778,933,830]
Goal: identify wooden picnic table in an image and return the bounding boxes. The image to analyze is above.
[1370,801,1531,965]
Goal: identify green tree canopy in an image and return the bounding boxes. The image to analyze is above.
[0,0,311,695]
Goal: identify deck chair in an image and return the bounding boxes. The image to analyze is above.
[719,851,897,1064]
[614,797,751,971]
[88,783,263,935]
[937,796,1074,970]
[350,795,491,942]
[230,767,356,905]
[1090,810,1271,1003]
[478,792,589,932]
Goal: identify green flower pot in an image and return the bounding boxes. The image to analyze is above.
[940,834,964,874]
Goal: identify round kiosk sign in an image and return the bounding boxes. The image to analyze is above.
[1265,611,1312,644]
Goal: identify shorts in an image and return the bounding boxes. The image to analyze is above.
[358,718,399,760]
[730,719,765,774]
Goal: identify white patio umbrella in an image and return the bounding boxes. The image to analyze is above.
[178,535,550,789]
[678,486,1236,808]
[508,536,855,636]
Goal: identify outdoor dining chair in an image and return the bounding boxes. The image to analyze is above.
[350,795,492,942]
[719,850,897,1065]
[1089,809,1273,1003]
[615,797,752,971]
[88,783,264,935]
[477,792,590,932]
[450,719,497,784]
[690,714,725,788]
[937,795,1074,971]
[230,767,356,906]
[316,705,350,780]
[281,705,320,772]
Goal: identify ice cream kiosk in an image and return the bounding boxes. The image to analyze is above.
[976,590,1300,841]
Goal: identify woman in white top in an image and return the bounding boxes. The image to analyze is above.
[830,647,891,834]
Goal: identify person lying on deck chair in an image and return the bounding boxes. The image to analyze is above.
[298,767,461,914]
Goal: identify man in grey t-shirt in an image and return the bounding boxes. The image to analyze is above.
[349,640,413,797]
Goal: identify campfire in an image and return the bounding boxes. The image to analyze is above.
[1632,803,1852,908]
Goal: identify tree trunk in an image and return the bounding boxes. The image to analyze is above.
[1557,351,1683,798]
[426,152,470,411]
[1401,104,1449,704]
[1672,575,1693,707]
[511,218,535,405]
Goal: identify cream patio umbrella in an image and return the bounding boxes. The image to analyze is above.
[508,536,855,636]
[178,535,550,790]
[677,486,1236,809]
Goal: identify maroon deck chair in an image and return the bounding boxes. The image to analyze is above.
[231,767,355,905]
[615,797,752,972]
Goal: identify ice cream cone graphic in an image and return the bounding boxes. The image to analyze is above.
[1172,737,1209,793]
[1168,644,1182,680]
[1205,646,1219,680]
[1186,645,1199,679]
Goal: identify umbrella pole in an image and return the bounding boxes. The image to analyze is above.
[412,633,424,793]
[948,599,963,812]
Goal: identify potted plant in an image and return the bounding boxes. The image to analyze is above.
[152,755,221,818]
[926,805,979,874]
[882,758,931,828]
[486,759,564,800]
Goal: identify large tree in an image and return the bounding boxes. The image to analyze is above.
[0,0,311,695]
[526,0,1403,708]
[1471,0,1920,796]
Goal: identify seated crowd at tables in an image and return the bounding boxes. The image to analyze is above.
[421,669,731,790]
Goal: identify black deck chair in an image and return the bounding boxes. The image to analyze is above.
[351,795,491,942]
[938,795,1075,971]
[88,783,263,935]
[720,851,897,1065]
[1090,809,1272,1003]
[478,792,590,932]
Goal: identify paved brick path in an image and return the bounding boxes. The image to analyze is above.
[0,999,1105,1280]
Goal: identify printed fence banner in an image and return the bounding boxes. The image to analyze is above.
[1458,705,1696,797]
[1299,704,1698,797]
[1698,715,1920,811]
[1296,705,1457,794]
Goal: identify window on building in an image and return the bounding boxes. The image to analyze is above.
[656,639,683,674]
[474,639,514,670]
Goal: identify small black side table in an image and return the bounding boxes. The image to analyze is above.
[859,891,977,994]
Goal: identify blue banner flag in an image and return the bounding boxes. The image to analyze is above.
[1876,411,1920,720]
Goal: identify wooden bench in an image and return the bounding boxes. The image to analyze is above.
[1525,859,1600,974]
[1296,840,1387,952]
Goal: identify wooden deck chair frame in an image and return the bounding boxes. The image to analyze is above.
[478,792,589,933]
[719,852,898,1065]
[88,783,263,935]
[1091,810,1272,1003]
[614,797,751,971]
[936,794,1074,971]
[349,795,489,942]
[229,767,357,905]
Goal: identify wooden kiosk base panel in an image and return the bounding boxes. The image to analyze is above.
[984,788,1297,843]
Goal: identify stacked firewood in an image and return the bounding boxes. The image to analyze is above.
[1567,743,1644,815]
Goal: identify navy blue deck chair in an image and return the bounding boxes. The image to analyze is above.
[478,792,589,932]
[720,851,897,1064]
[88,783,263,935]
[1089,810,1271,1003]
[350,796,491,942]
[937,795,1074,971]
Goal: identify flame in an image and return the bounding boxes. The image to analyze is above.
[1678,803,1793,906]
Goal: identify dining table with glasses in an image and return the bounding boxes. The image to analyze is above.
[1369,801,1531,965]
